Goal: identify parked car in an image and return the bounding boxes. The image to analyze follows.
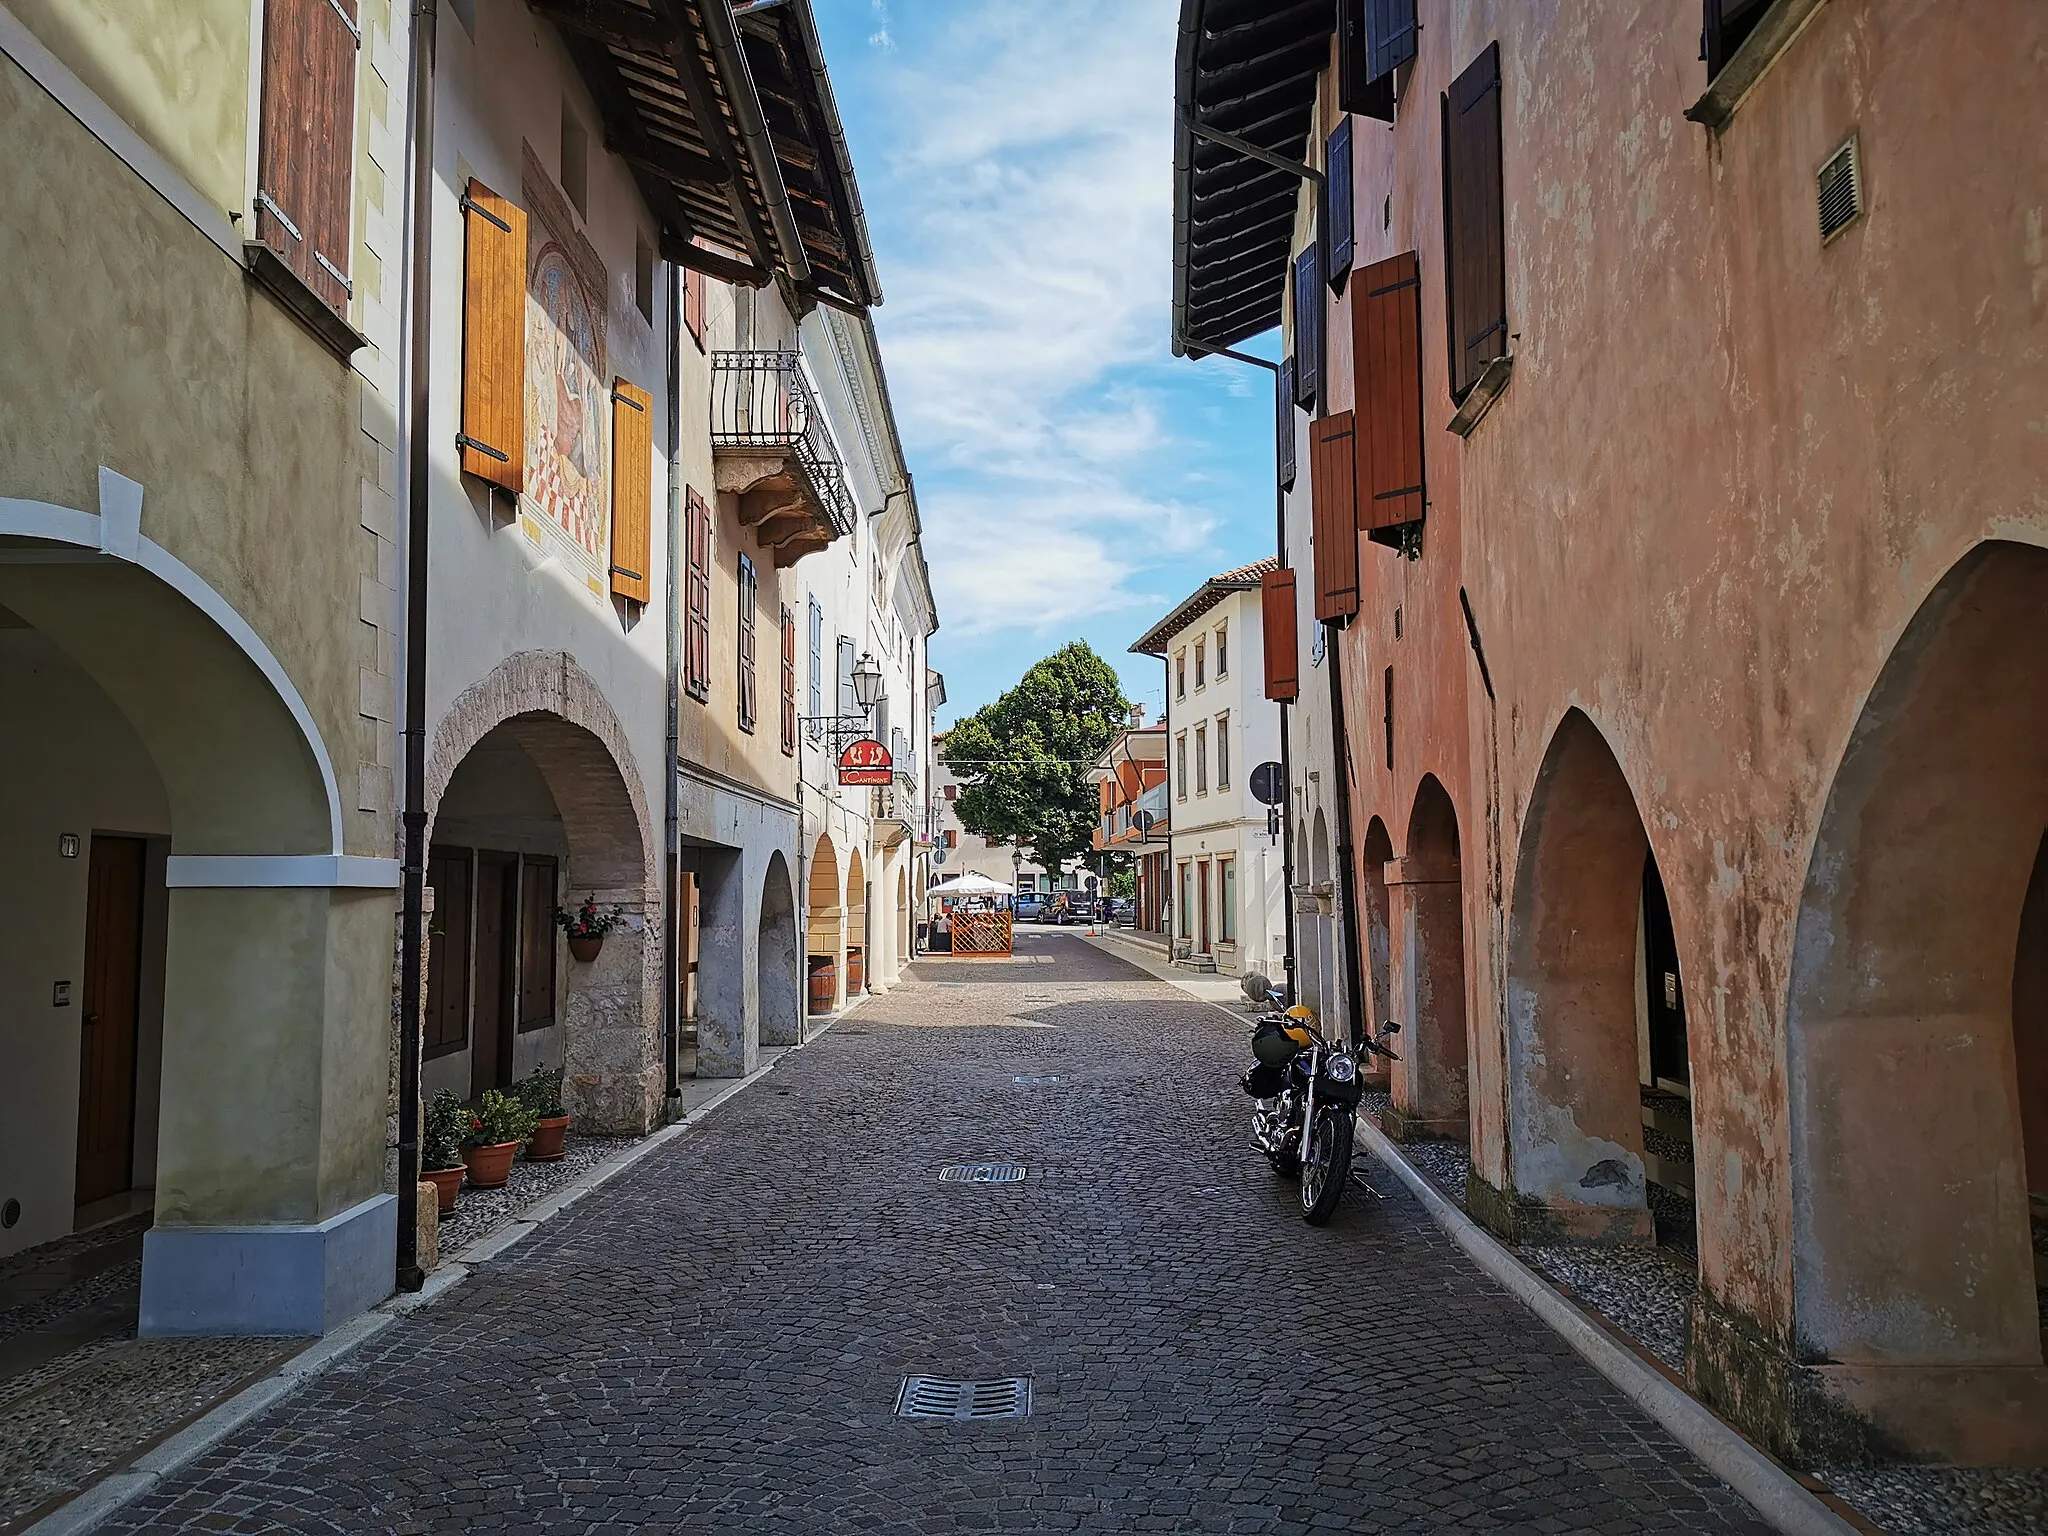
[1014,894,1044,922]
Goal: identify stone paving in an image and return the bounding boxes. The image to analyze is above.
[93,932,1778,1534]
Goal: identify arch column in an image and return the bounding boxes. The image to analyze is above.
[1385,856,1468,1141]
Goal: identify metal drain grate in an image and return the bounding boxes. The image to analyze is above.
[938,1162,1027,1184]
[896,1376,1032,1420]
[1013,1074,1061,1086]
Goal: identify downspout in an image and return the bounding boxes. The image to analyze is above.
[1276,480,1298,1005]
[1325,624,1366,1044]
[393,0,438,1293]
[663,262,683,1109]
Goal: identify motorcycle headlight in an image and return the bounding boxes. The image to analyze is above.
[1327,1054,1356,1084]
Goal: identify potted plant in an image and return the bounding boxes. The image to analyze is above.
[462,1087,537,1189]
[516,1066,571,1162]
[422,1090,468,1213]
[556,895,625,963]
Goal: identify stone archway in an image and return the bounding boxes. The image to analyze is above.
[757,851,800,1047]
[425,653,659,1135]
[1310,809,1335,1023]
[806,833,843,1011]
[1358,816,1395,1044]
[1293,825,1317,1009]
[845,845,868,996]
[896,863,910,975]
[1778,540,2048,1461]
[1387,777,1468,1143]
[1495,709,1664,1244]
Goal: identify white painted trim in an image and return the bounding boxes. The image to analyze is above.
[0,3,243,263]
[167,855,400,890]
[0,488,348,855]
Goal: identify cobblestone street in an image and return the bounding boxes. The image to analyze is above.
[102,934,1772,1534]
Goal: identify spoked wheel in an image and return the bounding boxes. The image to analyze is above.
[1299,1109,1354,1225]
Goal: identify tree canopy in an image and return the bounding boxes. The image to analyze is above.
[941,643,1130,881]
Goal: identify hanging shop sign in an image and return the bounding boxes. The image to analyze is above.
[838,737,893,785]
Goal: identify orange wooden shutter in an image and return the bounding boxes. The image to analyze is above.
[256,0,360,317]
[459,179,526,491]
[1310,412,1360,621]
[1355,251,1426,533]
[684,266,706,348]
[1261,569,1299,702]
[608,378,653,602]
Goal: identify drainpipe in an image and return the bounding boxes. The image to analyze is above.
[1325,624,1366,1044]
[1276,477,1298,1006]
[663,262,683,1109]
[393,0,439,1294]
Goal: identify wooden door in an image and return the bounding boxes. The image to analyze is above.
[518,857,557,1034]
[678,872,698,1023]
[471,853,517,1099]
[76,836,146,1207]
[1197,860,1212,955]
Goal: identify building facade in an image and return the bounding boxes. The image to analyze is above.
[1175,0,2048,1466]
[1090,716,1169,935]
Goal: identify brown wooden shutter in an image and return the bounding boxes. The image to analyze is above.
[423,846,471,1057]
[1353,251,1426,532]
[255,0,360,316]
[1261,569,1300,703]
[685,488,711,699]
[460,179,527,490]
[1310,412,1361,621]
[684,265,706,348]
[608,378,653,602]
[517,858,556,1031]
[780,606,798,755]
[1442,43,1506,400]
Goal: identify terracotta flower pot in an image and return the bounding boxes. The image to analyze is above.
[568,932,603,963]
[527,1115,571,1162]
[423,1164,464,1214]
[463,1140,519,1188]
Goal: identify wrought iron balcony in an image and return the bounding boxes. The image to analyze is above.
[710,350,857,565]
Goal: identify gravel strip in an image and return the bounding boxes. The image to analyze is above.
[435,1133,647,1255]
[0,1260,141,1347]
[1816,1466,2048,1536]
[1522,1242,1697,1374]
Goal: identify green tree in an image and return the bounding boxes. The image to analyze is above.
[942,643,1130,885]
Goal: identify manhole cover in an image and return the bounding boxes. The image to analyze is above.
[938,1163,1027,1185]
[1013,1075,1061,1086]
[895,1376,1031,1420]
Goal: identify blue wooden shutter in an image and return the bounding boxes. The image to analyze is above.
[1277,356,1298,491]
[1293,246,1320,410]
[1367,0,1419,83]
[1326,120,1354,287]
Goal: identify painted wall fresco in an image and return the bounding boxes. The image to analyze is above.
[521,141,608,569]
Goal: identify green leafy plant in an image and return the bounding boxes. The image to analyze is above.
[423,1090,469,1171]
[555,896,625,939]
[515,1065,566,1121]
[467,1087,538,1148]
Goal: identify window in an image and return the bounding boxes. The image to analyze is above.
[807,597,824,739]
[254,0,360,319]
[458,179,526,491]
[1175,650,1186,700]
[634,233,655,324]
[560,99,589,219]
[1176,733,1188,800]
[944,784,958,801]
[779,605,797,755]
[1216,713,1231,790]
[1195,639,1206,689]
[1262,569,1299,702]
[1384,665,1396,768]
[945,830,958,849]
[1215,624,1229,678]
[1179,863,1193,939]
[1195,724,1208,794]
[608,378,652,602]
[684,489,711,699]
[1704,0,1775,80]
[518,857,557,1033]
[1442,43,1507,400]
[1220,859,1238,944]
[736,555,758,732]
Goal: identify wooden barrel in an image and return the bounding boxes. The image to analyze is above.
[846,945,865,995]
[807,955,836,1014]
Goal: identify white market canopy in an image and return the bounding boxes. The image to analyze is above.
[928,871,1014,897]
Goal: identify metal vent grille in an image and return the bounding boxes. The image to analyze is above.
[1818,137,1861,243]
[896,1376,1032,1420]
[938,1162,1026,1185]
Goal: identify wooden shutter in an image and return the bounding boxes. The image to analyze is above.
[517,858,555,1031]
[1311,412,1361,621]
[685,488,711,699]
[1442,43,1507,400]
[1338,1,1395,120]
[1353,251,1426,533]
[1326,120,1354,287]
[780,606,798,755]
[1277,357,1298,490]
[1367,0,1420,84]
[737,554,758,732]
[609,378,653,602]
[1261,570,1299,702]
[423,846,471,1057]
[256,0,360,316]
[683,265,706,348]
[460,179,527,490]
[1293,247,1320,409]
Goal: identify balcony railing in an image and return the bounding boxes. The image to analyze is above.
[710,350,857,536]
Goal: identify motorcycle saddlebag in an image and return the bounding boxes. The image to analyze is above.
[1250,1019,1301,1067]
[1240,1060,1287,1097]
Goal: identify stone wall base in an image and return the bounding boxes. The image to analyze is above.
[1465,1169,1655,1245]
[1381,1105,1468,1144]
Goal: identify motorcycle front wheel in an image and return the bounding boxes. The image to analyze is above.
[1299,1109,1353,1225]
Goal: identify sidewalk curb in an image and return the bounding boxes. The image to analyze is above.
[1351,1114,1857,1536]
[24,1036,815,1536]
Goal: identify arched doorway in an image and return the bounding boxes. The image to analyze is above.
[806,834,843,1013]
[1782,541,2047,1459]
[1293,824,1318,1008]
[1310,809,1335,1024]
[1358,816,1395,1050]
[845,845,867,996]
[424,657,658,1134]
[756,852,800,1047]
[897,865,911,971]
[1387,777,1468,1142]
[1498,709,1685,1246]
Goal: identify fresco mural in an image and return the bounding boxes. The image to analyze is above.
[521,142,609,567]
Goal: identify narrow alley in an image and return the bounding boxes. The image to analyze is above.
[94,934,1767,1535]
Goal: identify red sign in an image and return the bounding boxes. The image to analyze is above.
[838,737,893,785]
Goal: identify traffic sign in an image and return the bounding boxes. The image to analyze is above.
[1249,760,1285,806]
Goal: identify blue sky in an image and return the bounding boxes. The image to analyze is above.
[812,0,1279,728]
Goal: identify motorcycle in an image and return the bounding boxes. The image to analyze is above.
[1239,988,1399,1225]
